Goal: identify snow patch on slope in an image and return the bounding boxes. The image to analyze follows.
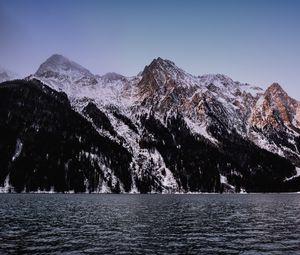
[250,132,284,157]
[184,117,218,145]
[285,167,300,181]
[12,139,23,161]
[0,175,12,193]
[150,149,179,192]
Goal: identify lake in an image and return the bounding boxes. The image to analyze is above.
[0,194,300,254]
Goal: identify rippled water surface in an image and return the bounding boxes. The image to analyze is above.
[0,194,300,254]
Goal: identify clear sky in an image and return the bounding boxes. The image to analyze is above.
[1,0,300,98]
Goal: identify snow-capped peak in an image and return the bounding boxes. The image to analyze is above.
[33,54,98,94]
[139,57,200,91]
[197,73,263,99]
[264,82,287,97]
[35,54,94,78]
[250,82,299,131]
[149,57,177,69]
[142,57,186,77]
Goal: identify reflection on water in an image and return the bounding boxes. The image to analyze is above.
[0,194,300,254]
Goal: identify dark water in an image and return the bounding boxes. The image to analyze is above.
[0,194,300,254]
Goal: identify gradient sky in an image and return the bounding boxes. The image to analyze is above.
[1,0,300,98]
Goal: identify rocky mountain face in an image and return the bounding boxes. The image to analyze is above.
[0,54,300,193]
[250,83,300,130]
[249,83,300,166]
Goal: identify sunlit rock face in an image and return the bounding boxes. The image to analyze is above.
[250,83,299,130]
[249,83,300,166]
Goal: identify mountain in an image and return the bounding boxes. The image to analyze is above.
[1,55,300,193]
[251,83,300,130]
[0,79,132,193]
[36,54,94,79]
[35,54,98,95]
[0,66,19,83]
[249,83,300,165]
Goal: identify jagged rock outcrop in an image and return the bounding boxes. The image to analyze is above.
[249,83,300,165]
[251,83,300,130]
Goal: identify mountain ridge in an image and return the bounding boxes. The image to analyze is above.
[31,54,300,162]
[1,54,300,193]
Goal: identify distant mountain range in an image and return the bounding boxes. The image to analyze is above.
[0,66,19,83]
[0,54,300,193]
